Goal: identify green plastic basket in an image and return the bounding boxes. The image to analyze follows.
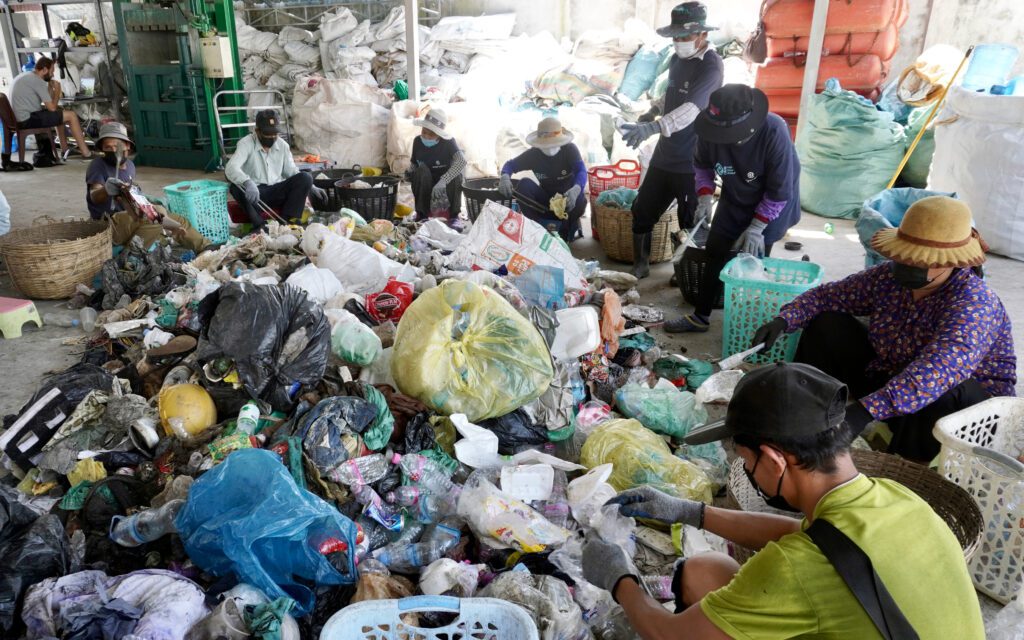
[720,256,824,364]
[162,179,231,243]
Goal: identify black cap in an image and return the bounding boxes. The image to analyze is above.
[255,110,281,135]
[684,363,849,445]
[695,84,769,145]
[656,2,718,38]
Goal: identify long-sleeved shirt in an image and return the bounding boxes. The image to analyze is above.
[778,264,1017,420]
[650,47,723,174]
[501,144,587,196]
[224,133,298,187]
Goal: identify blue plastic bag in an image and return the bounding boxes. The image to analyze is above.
[856,188,958,267]
[175,449,358,616]
[513,265,566,310]
[619,44,667,100]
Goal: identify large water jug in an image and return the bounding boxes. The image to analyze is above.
[961,44,1019,92]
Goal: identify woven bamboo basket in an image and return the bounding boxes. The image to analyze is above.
[0,218,112,299]
[593,202,678,264]
[724,449,984,564]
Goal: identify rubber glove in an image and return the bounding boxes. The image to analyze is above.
[736,218,768,258]
[104,177,126,197]
[751,317,788,350]
[430,183,449,211]
[564,185,581,211]
[606,486,704,526]
[581,533,640,601]
[310,185,328,202]
[621,120,660,149]
[694,194,714,223]
[242,180,260,204]
[498,173,513,198]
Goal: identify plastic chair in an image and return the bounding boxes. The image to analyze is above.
[0,296,42,339]
[0,94,59,164]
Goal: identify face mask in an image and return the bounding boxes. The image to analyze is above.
[891,262,939,290]
[744,451,800,513]
[102,151,119,167]
[421,137,439,148]
[257,134,276,149]
[541,146,561,157]
[674,41,698,58]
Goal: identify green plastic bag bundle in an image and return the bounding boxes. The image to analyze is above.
[619,44,668,100]
[653,357,715,391]
[392,280,554,422]
[596,187,639,210]
[614,383,708,440]
[797,78,906,219]
[580,419,712,502]
[330,312,383,366]
[900,107,936,188]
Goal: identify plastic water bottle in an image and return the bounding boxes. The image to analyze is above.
[392,453,456,495]
[236,402,260,435]
[352,484,404,532]
[373,522,461,573]
[326,453,390,486]
[386,486,461,523]
[538,470,571,529]
[43,312,80,328]
[79,307,97,332]
[109,499,184,547]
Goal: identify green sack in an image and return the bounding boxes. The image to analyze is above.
[900,107,936,188]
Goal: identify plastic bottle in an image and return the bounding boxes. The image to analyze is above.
[43,312,80,328]
[386,486,461,523]
[326,453,390,486]
[538,470,571,529]
[79,307,97,332]
[392,453,456,495]
[373,522,461,573]
[109,499,184,547]
[642,575,674,600]
[236,402,260,435]
[351,484,404,532]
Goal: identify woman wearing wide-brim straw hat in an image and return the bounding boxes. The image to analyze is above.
[751,195,1017,462]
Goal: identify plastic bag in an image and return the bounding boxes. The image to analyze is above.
[285,264,344,305]
[419,558,482,597]
[196,283,330,411]
[567,464,618,529]
[856,188,958,268]
[391,280,554,422]
[175,449,358,616]
[987,598,1024,640]
[479,571,588,640]
[580,419,712,502]
[676,442,729,491]
[614,384,708,440]
[345,382,394,451]
[329,310,383,366]
[513,265,566,310]
[457,473,569,553]
[365,278,413,324]
[595,187,639,209]
[478,409,549,455]
[652,357,714,391]
[694,370,744,404]
[296,396,378,471]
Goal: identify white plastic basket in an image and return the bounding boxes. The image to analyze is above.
[319,596,540,640]
[934,397,1024,604]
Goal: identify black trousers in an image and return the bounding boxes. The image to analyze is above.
[516,179,587,243]
[229,172,314,228]
[693,227,773,317]
[631,165,696,234]
[410,163,462,218]
[794,311,991,461]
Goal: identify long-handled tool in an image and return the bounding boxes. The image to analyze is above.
[255,199,289,225]
[511,188,550,215]
[885,45,974,189]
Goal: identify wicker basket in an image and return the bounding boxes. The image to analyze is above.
[0,219,112,299]
[594,203,678,264]
[725,449,984,564]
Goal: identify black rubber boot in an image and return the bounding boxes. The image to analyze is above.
[632,232,652,279]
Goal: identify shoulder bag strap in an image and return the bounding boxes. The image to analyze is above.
[805,518,919,640]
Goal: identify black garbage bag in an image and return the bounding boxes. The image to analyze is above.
[1,363,114,473]
[478,409,549,454]
[196,283,330,411]
[100,238,185,310]
[0,486,72,632]
[402,413,435,454]
[295,396,378,472]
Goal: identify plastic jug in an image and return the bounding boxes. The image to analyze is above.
[962,44,1019,92]
[549,305,601,361]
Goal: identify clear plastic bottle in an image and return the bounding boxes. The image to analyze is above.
[236,401,260,435]
[537,470,571,529]
[79,307,97,332]
[43,312,80,328]
[352,484,404,532]
[326,453,390,486]
[386,486,461,523]
[392,453,456,495]
[109,499,184,547]
[373,521,461,573]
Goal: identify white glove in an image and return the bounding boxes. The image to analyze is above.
[735,218,768,258]
[242,180,260,203]
[104,177,126,197]
[564,185,582,211]
[694,194,713,222]
[498,174,513,198]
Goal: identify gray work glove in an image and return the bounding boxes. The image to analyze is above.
[621,120,660,149]
[694,193,714,223]
[310,185,328,202]
[606,486,704,527]
[498,173,513,198]
[104,177,126,197]
[735,218,768,258]
[242,180,260,204]
[582,533,639,601]
[564,184,582,211]
[430,183,450,212]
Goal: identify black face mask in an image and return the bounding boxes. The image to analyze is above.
[102,151,119,167]
[891,262,939,290]
[744,451,800,513]
[257,134,277,149]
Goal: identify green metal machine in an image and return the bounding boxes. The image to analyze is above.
[112,0,245,171]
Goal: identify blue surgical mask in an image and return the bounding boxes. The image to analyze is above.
[421,137,439,148]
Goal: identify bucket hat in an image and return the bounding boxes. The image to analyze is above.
[656,2,718,38]
[413,108,453,140]
[96,121,133,149]
[871,196,987,268]
[695,84,769,144]
[526,117,574,149]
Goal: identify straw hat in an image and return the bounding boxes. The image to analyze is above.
[526,117,574,149]
[412,108,452,140]
[871,196,988,268]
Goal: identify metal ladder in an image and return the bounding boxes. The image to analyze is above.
[212,88,290,168]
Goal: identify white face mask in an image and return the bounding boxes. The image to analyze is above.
[541,146,561,157]
[674,41,699,59]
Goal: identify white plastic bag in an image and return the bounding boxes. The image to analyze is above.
[413,219,464,252]
[567,464,618,528]
[319,8,357,42]
[694,370,745,404]
[278,26,315,45]
[987,598,1024,640]
[285,264,344,305]
[312,233,411,295]
[291,78,392,168]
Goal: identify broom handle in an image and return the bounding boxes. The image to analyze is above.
[885,45,974,189]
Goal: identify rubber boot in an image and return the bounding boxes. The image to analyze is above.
[632,232,652,279]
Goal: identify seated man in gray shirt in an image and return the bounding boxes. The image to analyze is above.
[9,56,93,161]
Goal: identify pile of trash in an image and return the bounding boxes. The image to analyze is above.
[0,199,752,638]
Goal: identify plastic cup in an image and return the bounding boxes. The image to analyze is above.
[79,307,97,332]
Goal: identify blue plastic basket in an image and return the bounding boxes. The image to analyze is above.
[162,179,231,243]
[720,257,824,364]
[319,596,539,640]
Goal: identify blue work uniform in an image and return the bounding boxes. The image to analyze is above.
[501,144,588,242]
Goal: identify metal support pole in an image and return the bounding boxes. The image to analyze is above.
[2,1,20,78]
[404,0,419,100]
[794,0,829,144]
[95,0,120,119]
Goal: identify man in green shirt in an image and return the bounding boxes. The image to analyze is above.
[582,362,984,639]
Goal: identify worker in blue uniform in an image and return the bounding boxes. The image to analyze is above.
[408,108,465,222]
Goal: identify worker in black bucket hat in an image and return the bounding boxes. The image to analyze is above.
[623,2,723,280]
[666,83,801,334]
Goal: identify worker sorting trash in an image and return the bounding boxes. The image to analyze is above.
[0,2,1020,638]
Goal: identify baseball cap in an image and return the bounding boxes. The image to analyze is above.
[684,362,849,445]
[255,110,281,135]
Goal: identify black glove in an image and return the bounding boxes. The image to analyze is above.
[845,401,874,434]
[752,317,787,349]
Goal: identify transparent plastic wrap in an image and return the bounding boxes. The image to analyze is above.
[456,473,569,554]
[580,419,713,502]
[614,383,708,440]
[479,571,589,640]
[391,280,554,421]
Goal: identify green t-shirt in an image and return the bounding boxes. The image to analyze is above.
[700,474,984,639]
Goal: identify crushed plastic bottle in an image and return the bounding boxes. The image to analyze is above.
[326,453,390,486]
[386,486,461,523]
[109,499,184,547]
[43,312,81,328]
[392,453,457,495]
[351,484,404,532]
[372,521,461,573]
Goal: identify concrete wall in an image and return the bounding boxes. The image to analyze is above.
[923,0,1024,76]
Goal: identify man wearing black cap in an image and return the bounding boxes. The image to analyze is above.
[225,110,327,232]
[623,2,724,279]
[666,83,801,333]
[580,363,984,639]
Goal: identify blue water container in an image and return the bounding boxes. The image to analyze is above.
[961,44,1020,92]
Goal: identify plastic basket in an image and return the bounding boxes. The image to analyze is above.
[720,256,823,364]
[319,596,539,640]
[674,245,737,309]
[335,175,400,221]
[313,166,362,211]
[934,397,1024,604]
[587,160,641,199]
[162,179,231,243]
[463,177,518,222]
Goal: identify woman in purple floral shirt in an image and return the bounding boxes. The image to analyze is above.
[752,196,1016,461]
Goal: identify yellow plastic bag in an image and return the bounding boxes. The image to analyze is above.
[580,419,712,503]
[67,458,107,486]
[392,280,554,421]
